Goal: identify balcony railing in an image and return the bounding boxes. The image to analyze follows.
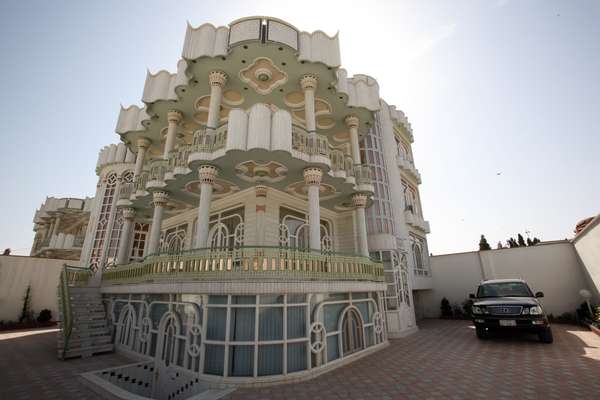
[134,172,149,192]
[353,165,373,185]
[119,182,134,200]
[191,126,227,153]
[292,126,329,157]
[148,159,169,182]
[101,246,384,285]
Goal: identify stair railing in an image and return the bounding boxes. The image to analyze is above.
[58,264,91,359]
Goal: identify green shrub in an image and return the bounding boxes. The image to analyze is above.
[441,297,453,317]
[37,309,52,323]
[462,299,474,316]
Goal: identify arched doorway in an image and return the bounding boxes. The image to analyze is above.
[341,308,364,356]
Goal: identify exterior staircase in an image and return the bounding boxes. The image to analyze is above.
[57,266,114,359]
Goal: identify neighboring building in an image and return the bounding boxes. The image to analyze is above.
[31,197,92,260]
[53,17,431,388]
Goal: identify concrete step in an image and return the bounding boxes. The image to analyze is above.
[60,343,114,359]
[58,336,112,348]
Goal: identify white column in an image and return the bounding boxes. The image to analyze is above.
[147,191,168,255]
[304,167,323,251]
[163,111,182,159]
[51,216,61,237]
[353,194,369,257]
[116,207,135,265]
[195,165,219,248]
[300,74,318,133]
[345,115,361,164]
[207,71,228,132]
[134,137,151,178]
[255,185,268,246]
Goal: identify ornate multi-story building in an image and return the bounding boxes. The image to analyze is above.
[31,197,92,260]
[56,17,431,395]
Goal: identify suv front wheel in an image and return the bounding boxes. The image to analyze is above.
[476,326,489,340]
[538,327,553,344]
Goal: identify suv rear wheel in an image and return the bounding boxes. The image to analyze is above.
[538,327,553,343]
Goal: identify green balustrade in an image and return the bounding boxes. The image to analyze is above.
[102,246,384,285]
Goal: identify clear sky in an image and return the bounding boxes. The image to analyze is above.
[0,1,598,255]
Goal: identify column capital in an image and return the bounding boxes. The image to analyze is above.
[122,207,136,220]
[136,137,152,149]
[303,167,323,186]
[255,185,268,198]
[198,165,219,185]
[167,110,183,124]
[300,74,318,91]
[208,70,228,88]
[352,193,368,208]
[152,191,169,207]
[344,115,360,129]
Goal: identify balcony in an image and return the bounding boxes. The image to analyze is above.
[396,154,421,184]
[101,246,384,285]
[116,182,134,206]
[136,121,373,194]
[34,234,85,260]
[404,209,431,234]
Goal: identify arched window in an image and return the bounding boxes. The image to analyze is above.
[88,173,118,272]
[204,207,244,250]
[116,305,137,349]
[341,308,364,356]
[157,313,181,368]
[162,223,187,254]
[279,207,332,253]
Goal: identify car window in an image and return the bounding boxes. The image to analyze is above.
[477,282,532,298]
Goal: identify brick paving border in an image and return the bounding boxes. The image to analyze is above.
[1,321,599,399]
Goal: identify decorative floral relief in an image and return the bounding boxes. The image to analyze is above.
[239,57,288,95]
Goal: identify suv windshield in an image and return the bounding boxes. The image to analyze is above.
[477,282,532,298]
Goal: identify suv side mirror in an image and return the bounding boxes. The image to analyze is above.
[469,293,476,299]
[535,291,544,298]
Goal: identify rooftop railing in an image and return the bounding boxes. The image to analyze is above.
[102,246,384,285]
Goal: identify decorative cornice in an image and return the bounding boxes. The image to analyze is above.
[303,167,323,186]
[152,191,169,207]
[198,165,219,185]
[300,74,318,91]
[208,71,228,88]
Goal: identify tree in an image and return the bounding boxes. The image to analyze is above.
[479,235,491,251]
[518,234,526,247]
[2,248,10,255]
[497,241,503,249]
[19,285,33,323]
[507,237,518,248]
[531,237,541,246]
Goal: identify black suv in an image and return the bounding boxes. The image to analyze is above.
[470,279,553,343]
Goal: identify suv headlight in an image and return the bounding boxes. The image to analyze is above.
[472,306,483,314]
[528,306,543,315]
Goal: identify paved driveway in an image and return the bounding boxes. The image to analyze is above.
[1,320,599,399]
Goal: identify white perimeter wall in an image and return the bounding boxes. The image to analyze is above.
[420,241,593,318]
[0,256,70,321]
[574,216,600,298]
